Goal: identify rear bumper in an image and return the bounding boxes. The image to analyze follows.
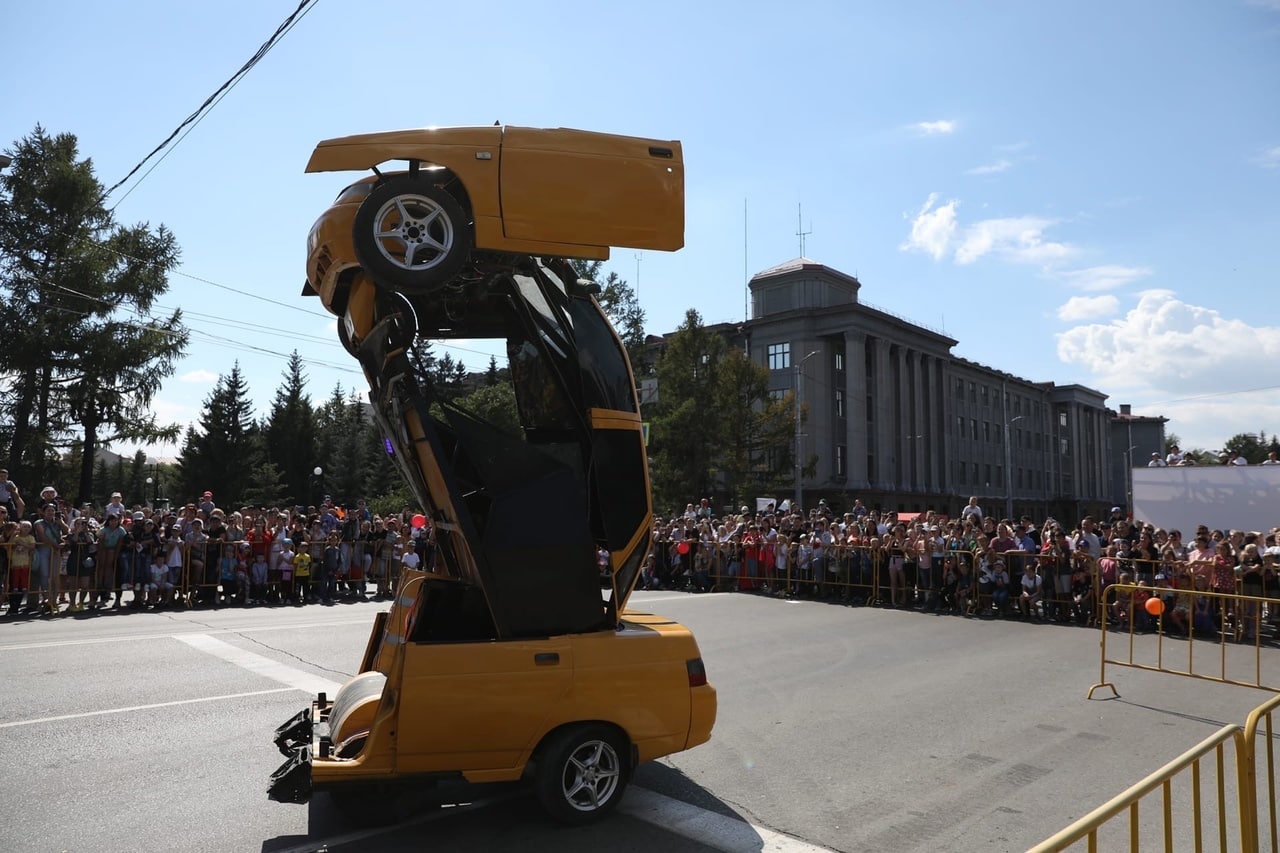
[687,684,717,750]
[267,695,334,804]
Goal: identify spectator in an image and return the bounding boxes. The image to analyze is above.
[0,469,25,519]
[33,503,66,615]
[64,517,96,613]
[1018,563,1043,620]
[10,520,34,612]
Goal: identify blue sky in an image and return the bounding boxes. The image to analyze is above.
[6,0,1279,461]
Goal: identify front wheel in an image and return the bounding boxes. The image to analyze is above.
[352,176,472,295]
[535,724,629,824]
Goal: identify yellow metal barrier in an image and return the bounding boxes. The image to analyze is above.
[1090,583,1280,700]
[1028,724,1250,852]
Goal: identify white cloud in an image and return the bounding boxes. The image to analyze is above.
[1057,295,1120,321]
[900,195,1074,265]
[965,159,1012,175]
[179,369,219,384]
[1056,290,1280,391]
[954,215,1073,264]
[899,193,958,260]
[915,120,957,136]
[1059,265,1153,292]
[1257,145,1280,169]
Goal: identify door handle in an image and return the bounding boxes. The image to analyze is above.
[534,653,560,665]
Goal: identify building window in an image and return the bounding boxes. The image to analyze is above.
[955,378,964,398]
[956,460,966,483]
[970,418,978,440]
[835,444,847,476]
[996,465,1003,487]
[985,463,992,485]
[981,385,989,405]
[972,462,980,483]
[969,381,976,403]
[834,351,845,372]
[983,422,991,442]
[767,342,791,371]
[995,424,1003,444]
[834,388,845,418]
[1058,410,1068,428]
[769,389,788,404]
[957,415,965,435]
[994,390,1001,409]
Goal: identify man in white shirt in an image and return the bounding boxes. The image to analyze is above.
[1147,452,1166,467]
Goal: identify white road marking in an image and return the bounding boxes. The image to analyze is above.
[176,633,343,696]
[0,618,370,652]
[0,687,296,729]
[620,788,835,852]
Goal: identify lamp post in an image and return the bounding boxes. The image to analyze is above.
[145,476,154,509]
[1003,415,1024,520]
[1125,445,1138,516]
[794,350,819,514]
[312,466,324,508]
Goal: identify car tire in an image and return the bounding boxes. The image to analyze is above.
[352,176,473,295]
[535,724,629,825]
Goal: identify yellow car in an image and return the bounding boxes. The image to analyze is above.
[304,124,683,299]
[273,130,713,824]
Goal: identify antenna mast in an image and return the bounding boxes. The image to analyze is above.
[796,203,813,257]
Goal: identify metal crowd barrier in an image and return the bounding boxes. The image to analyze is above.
[0,537,409,615]
[1030,693,1280,852]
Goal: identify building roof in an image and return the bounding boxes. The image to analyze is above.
[750,257,861,288]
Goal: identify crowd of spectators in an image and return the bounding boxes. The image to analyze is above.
[644,495,1280,643]
[0,469,435,617]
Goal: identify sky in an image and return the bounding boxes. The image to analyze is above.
[5,0,1279,463]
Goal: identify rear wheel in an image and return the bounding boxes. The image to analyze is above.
[352,176,472,295]
[535,724,629,824]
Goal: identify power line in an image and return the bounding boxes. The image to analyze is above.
[103,0,322,204]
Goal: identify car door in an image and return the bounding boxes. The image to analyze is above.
[394,637,574,774]
[498,126,684,251]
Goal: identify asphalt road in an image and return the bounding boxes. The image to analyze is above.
[1,590,1275,852]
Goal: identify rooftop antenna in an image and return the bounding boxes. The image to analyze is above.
[744,198,749,322]
[796,203,812,258]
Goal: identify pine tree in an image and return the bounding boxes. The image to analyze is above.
[0,126,188,495]
[648,310,726,510]
[176,364,257,507]
[265,351,317,504]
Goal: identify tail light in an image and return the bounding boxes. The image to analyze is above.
[686,657,707,688]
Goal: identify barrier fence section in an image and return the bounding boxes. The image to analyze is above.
[0,539,410,614]
[1030,693,1280,853]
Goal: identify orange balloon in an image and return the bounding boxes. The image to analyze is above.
[1144,596,1164,616]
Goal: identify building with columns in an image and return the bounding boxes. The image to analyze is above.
[652,257,1140,520]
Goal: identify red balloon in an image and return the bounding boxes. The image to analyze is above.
[411,514,427,529]
[677,541,690,555]
[1144,597,1164,616]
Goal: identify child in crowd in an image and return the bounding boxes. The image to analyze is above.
[218,544,238,606]
[10,521,34,612]
[293,541,312,604]
[323,532,342,604]
[278,539,296,604]
[250,551,269,605]
[149,549,174,607]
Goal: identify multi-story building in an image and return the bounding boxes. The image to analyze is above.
[649,257,1159,521]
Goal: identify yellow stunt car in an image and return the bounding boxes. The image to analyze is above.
[271,126,714,825]
[304,124,683,298]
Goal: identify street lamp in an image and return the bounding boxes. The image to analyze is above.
[794,350,819,514]
[1003,415,1024,520]
[312,466,324,508]
[0,155,11,169]
[1125,445,1138,516]
[145,476,154,509]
